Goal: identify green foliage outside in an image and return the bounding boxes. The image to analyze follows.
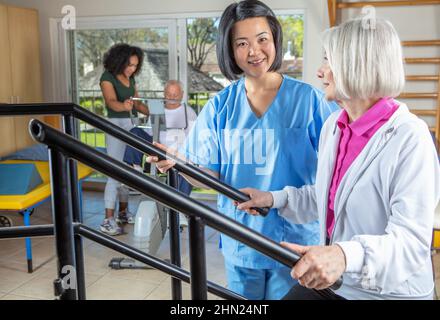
[79,96,106,116]
[79,96,106,148]
[188,92,210,113]
[187,18,219,70]
[192,188,217,195]
[278,15,304,58]
[80,131,106,148]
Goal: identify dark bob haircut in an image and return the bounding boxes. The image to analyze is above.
[103,43,144,77]
[217,0,283,81]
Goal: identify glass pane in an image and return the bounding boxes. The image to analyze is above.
[186,13,304,114]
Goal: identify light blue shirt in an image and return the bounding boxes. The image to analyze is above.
[183,75,338,268]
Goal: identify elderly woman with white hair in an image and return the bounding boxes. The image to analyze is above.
[237,17,440,300]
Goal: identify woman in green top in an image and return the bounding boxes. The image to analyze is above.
[99,43,149,236]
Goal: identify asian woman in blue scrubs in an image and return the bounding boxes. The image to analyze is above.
[148,0,338,299]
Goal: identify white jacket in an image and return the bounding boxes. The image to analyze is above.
[271,103,440,299]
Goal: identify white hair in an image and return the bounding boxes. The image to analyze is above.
[165,80,184,92]
[322,17,405,100]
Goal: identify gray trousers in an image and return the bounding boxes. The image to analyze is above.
[104,117,133,210]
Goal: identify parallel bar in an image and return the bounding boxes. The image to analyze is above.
[0,103,74,116]
[405,58,440,64]
[72,106,270,216]
[410,109,437,116]
[30,120,343,292]
[76,224,244,300]
[338,1,440,8]
[0,224,54,239]
[49,148,77,300]
[63,114,86,300]
[168,169,182,300]
[406,75,439,81]
[399,92,438,99]
[188,216,208,300]
[402,40,440,46]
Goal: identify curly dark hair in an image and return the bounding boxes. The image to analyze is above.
[103,43,144,77]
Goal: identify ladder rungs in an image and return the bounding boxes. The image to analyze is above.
[338,1,440,8]
[406,75,439,81]
[399,92,438,99]
[405,58,440,64]
[402,40,440,47]
[411,109,438,116]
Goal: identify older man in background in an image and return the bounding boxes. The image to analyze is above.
[123,80,198,224]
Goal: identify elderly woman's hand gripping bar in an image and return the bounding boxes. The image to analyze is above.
[144,138,271,216]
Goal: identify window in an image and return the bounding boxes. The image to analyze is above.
[185,13,304,114]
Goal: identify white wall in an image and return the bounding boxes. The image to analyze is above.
[0,0,329,102]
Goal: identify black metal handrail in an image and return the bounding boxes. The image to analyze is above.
[0,103,342,300]
[0,103,74,115]
[0,103,248,300]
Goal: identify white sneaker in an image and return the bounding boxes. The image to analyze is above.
[116,209,135,224]
[100,218,122,236]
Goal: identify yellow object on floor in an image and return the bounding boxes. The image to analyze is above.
[434,230,440,248]
[0,160,93,211]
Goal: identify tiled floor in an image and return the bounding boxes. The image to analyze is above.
[0,191,226,300]
[0,190,439,300]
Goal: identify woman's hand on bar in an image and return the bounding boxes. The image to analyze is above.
[233,188,274,215]
[145,141,179,173]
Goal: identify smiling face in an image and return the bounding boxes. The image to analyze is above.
[317,56,336,101]
[231,17,276,79]
[164,83,183,109]
[123,55,139,78]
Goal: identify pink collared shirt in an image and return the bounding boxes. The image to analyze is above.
[326,97,399,239]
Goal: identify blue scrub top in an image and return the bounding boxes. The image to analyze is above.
[183,75,338,268]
